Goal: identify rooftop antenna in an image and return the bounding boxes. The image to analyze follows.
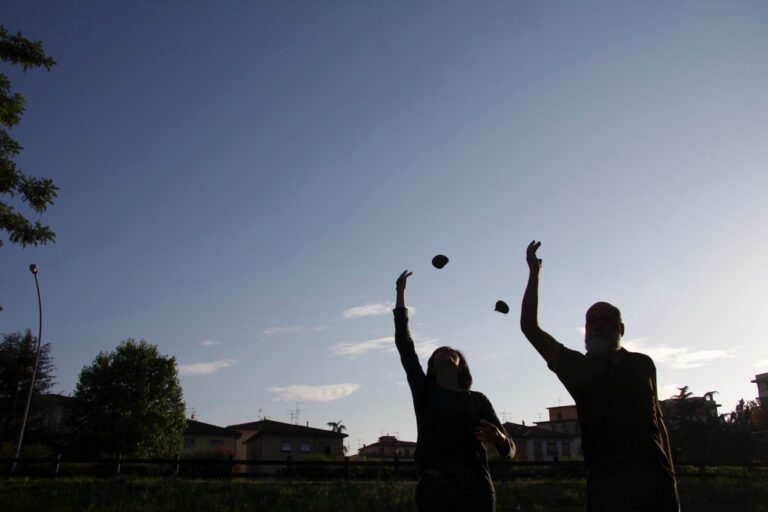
[286,402,303,424]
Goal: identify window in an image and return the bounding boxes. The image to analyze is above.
[208,440,223,447]
[280,442,292,453]
[184,439,195,450]
[561,441,571,457]
[556,412,563,420]
[300,442,311,453]
[546,441,558,456]
[533,441,542,461]
[324,446,331,456]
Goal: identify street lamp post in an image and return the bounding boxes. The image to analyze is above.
[12,264,44,474]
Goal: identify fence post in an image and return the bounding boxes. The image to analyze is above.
[174,453,180,477]
[115,453,122,476]
[53,452,61,477]
[286,455,292,479]
[344,456,350,480]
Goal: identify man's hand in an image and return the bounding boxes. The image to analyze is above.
[527,240,542,273]
[396,270,412,292]
[521,239,559,365]
[475,420,507,446]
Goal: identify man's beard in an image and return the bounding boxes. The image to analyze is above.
[585,332,620,356]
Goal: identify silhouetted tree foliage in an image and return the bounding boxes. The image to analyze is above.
[666,387,766,464]
[666,387,710,463]
[0,25,58,248]
[0,330,54,443]
[326,420,346,434]
[72,339,185,457]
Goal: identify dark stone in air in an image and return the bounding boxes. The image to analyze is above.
[431,254,449,269]
[494,300,509,314]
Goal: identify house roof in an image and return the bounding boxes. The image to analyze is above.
[228,419,348,444]
[361,437,417,450]
[185,419,242,438]
[546,405,577,411]
[503,422,575,440]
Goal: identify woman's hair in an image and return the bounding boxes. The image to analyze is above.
[426,346,473,390]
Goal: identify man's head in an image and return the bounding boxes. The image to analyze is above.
[584,302,624,357]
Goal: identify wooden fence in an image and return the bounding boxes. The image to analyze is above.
[2,455,766,479]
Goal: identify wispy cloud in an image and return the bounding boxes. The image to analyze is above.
[263,325,331,336]
[329,337,392,357]
[267,383,361,402]
[179,359,237,376]
[263,326,304,336]
[414,338,440,358]
[328,336,438,359]
[623,339,736,370]
[201,340,220,347]
[342,302,415,319]
[753,359,768,370]
[658,382,683,401]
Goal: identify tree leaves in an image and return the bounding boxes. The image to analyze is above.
[0,25,58,249]
[72,339,186,457]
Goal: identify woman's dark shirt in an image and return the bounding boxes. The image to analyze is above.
[393,306,514,486]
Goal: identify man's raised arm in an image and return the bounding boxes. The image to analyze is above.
[520,241,559,365]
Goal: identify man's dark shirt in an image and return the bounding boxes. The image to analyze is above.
[393,307,513,486]
[548,343,679,509]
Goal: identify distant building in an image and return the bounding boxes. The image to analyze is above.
[532,404,582,457]
[661,393,720,424]
[30,393,75,433]
[356,435,416,461]
[752,373,768,406]
[751,374,768,460]
[229,419,347,473]
[183,419,241,455]
[503,422,579,462]
[534,405,580,436]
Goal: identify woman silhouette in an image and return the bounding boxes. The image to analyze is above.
[394,270,515,511]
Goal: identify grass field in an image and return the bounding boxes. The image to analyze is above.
[1,475,767,511]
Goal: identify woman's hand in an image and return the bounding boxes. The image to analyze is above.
[475,419,507,446]
[527,240,542,274]
[396,270,413,292]
[395,270,412,309]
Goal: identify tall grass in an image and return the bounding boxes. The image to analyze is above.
[0,475,766,511]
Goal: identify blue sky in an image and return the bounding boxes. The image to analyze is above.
[2,1,767,452]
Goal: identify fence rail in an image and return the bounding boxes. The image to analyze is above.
[2,455,766,479]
